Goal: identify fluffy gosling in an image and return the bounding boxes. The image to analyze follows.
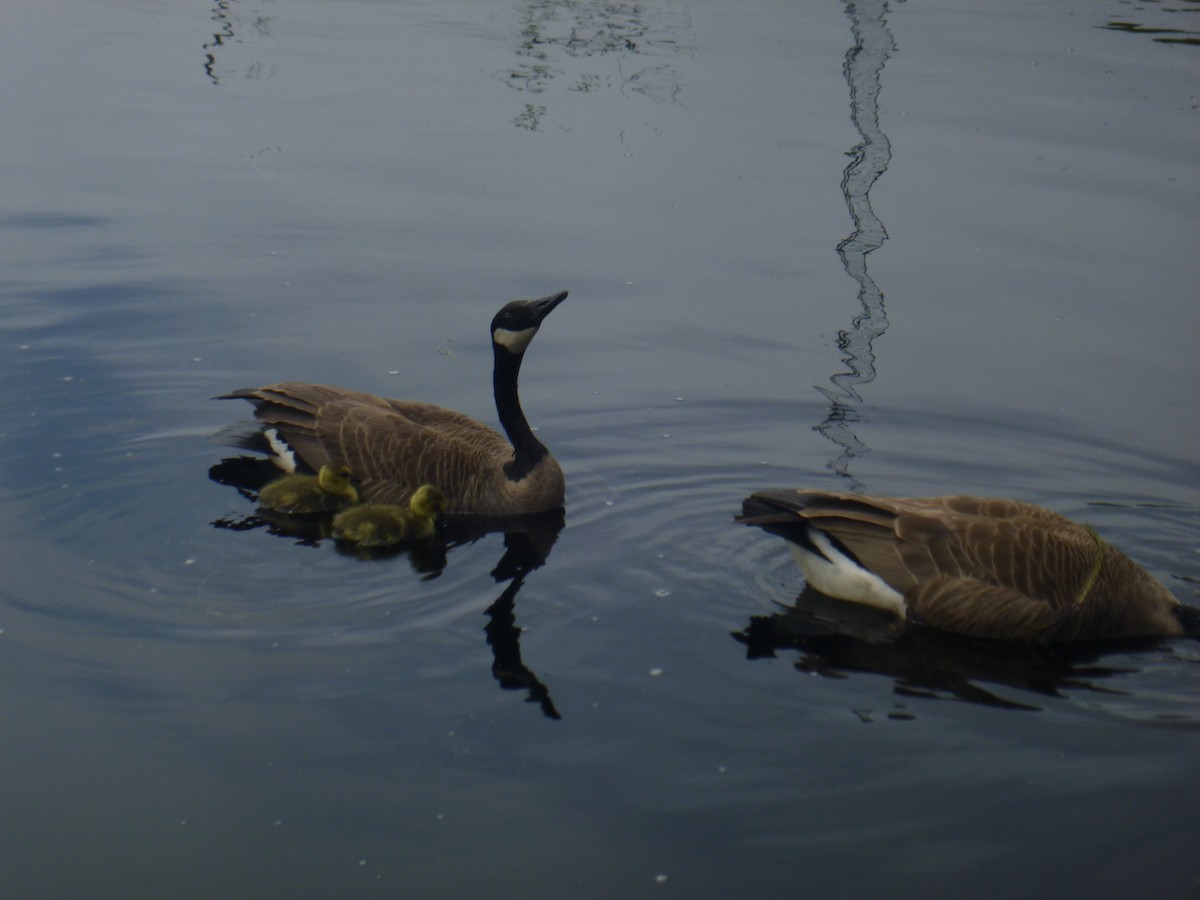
[331,484,448,547]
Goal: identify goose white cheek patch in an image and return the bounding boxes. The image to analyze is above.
[493,325,539,355]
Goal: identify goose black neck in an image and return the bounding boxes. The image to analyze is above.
[493,346,547,481]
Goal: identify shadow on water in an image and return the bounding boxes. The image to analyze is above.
[209,455,566,719]
[733,588,1194,717]
[814,0,899,491]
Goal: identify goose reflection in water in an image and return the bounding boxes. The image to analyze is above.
[732,588,1187,714]
[208,455,566,720]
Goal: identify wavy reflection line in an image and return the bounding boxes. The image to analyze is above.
[815,0,899,489]
[203,0,235,86]
[203,0,275,86]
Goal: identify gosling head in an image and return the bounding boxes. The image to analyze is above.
[410,484,448,519]
[317,464,358,502]
[491,291,567,357]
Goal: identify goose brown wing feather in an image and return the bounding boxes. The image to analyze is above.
[902,518,1096,608]
[905,529,1184,641]
[225,382,513,511]
[333,403,510,508]
[784,492,1094,604]
[826,507,1099,608]
[741,489,1190,640]
[780,492,942,591]
[808,515,922,591]
[906,577,1062,639]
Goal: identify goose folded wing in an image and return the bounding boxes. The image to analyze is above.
[905,576,1062,640]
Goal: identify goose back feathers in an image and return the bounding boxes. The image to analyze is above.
[219,292,567,516]
[739,490,1196,642]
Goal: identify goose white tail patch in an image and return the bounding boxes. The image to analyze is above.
[264,428,299,473]
[789,526,906,617]
[493,325,539,355]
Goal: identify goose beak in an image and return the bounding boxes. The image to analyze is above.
[528,290,568,324]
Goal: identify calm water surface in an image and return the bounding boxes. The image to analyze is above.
[2,0,1198,897]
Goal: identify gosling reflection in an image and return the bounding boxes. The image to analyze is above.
[733,588,1163,712]
[208,455,566,718]
[330,530,449,574]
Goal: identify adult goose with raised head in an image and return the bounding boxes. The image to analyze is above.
[220,291,567,516]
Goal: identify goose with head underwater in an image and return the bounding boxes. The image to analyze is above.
[219,291,567,517]
[738,489,1199,642]
[257,464,359,514]
[331,484,447,547]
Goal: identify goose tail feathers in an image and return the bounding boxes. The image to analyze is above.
[737,490,908,617]
[737,490,815,539]
[737,491,853,562]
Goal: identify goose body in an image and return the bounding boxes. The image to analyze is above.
[257,464,358,514]
[739,490,1197,642]
[219,291,567,516]
[331,484,448,546]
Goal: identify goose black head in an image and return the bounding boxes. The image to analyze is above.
[491,291,568,356]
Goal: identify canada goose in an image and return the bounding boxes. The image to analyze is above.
[218,291,568,516]
[257,464,359,514]
[331,484,448,546]
[738,490,1199,642]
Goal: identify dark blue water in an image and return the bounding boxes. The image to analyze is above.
[2,0,1197,896]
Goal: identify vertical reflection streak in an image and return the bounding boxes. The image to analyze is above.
[204,0,235,86]
[815,0,900,490]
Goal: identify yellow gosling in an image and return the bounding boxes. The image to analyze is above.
[331,484,448,547]
[257,464,358,514]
